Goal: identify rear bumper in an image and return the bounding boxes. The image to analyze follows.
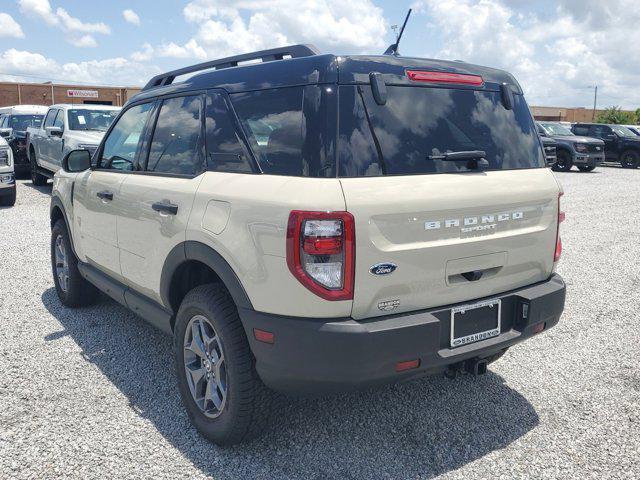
[240,274,566,394]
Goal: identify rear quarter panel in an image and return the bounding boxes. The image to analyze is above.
[188,172,351,318]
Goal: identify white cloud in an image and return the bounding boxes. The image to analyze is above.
[122,9,140,26]
[74,34,98,48]
[18,0,110,47]
[0,48,161,87]
[55,7,110,34]
[0,13,25,38]
[146,0,386,61]
[156,40,207,60]
[130,42,154,62]
[18,0,57,26]
[413,0,640,109]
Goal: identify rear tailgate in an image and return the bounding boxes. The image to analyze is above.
[341,168,560,319]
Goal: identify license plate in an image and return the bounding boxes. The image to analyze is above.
[450,298,501,347]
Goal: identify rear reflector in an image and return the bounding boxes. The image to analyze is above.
[406,70,484,86]
[253,328,275,344]
[532,322,546,334]
[554,192,565,263]
[396,359,420,372]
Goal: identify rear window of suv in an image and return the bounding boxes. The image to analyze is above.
[338,85,545,177]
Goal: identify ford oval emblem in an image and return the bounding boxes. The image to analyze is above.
[370,263,397,276]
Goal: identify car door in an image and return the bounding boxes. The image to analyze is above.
[39,109,57,166]
[590,125,616,160]
[117,94,204,303]
[73,101,156,281]
[48,109,65,171]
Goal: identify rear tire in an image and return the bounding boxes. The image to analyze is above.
[552,151,573,172]
[174,283,271,445]
[0,187,16,207]
[30,148,48,186]
[51,219,99,307]
[577,165,595,172]
[620,150,640,169]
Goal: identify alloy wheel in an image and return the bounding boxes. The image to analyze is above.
[183,314,228,418]
[54,234,69,293]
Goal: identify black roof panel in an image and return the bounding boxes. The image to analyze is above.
[129,47,522,105]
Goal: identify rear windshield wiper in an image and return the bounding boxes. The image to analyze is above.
[428,150,489,170]
[428,150,487,161]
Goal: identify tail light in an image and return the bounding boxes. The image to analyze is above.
[554,192,564,263]
[286,211,355,301]
[406,70,484,86]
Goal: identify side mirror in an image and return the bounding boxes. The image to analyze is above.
[606,134,616,140]
[0,128,11,138]
[62,149,92,173]
[46,126,63,137]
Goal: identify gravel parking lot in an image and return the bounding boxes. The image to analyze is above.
[1,167,638,480]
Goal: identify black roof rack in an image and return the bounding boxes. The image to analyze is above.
[142,44,320,91]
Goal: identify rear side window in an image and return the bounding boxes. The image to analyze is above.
[205,92,254,173]
[338,86,545,177]
[572,125,590,136]
[589,125,611,138]
[231,87,305,176]
[230,86,335,178]
[147,95,203,176]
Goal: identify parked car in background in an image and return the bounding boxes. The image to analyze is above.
[571,123,640,168]
[622,125,640,136]
[50,44,566,445]
[0,136,16,207]
[537,122,605,172]
[540,135,557,167]
[0,105,48,177]
[26,104,120,185]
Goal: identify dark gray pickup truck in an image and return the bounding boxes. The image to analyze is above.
[537,122,604,172]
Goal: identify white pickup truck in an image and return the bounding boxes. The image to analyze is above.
[26,104,120,185]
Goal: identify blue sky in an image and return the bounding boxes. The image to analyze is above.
[1,0,638,109]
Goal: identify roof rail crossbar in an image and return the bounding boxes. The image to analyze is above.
[142,44,320,91]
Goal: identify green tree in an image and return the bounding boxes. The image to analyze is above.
[595,106,637,124]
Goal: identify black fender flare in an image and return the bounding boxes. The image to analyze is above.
[160,241,254,313]
[50,196,79,257]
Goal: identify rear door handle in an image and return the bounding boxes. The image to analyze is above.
[152,201,178,215]
[97,191,113,201]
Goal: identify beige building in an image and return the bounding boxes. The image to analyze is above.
[530,105,636,123]
[0,81,141,108]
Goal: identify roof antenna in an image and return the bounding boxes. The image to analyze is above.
[384,9,412,56]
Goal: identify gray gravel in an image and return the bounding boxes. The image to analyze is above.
[1,167,639,480]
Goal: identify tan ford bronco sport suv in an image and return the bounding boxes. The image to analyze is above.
[49,44,566,445]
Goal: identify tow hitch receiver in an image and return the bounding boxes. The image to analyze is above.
[445,358,489,379]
